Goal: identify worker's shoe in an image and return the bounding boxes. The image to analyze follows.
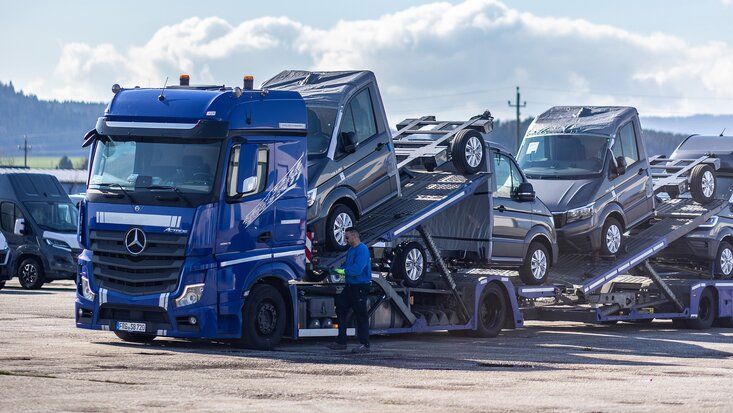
[351,344,370,354]
[326,342,347,350]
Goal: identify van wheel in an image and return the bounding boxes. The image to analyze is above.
[114,331,157,343]
[690,164,716,204]
[392,242,427,287]
[685,288,716,329]
[600,217,623,256]
[470,283,507,338]
[451,129,486,175]
[18,257,45,290]
[326,204,355,251]
[519,242,549,285]
[715,241,733,279]
[236,284,286,350]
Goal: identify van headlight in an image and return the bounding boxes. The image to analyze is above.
[81,276,95,301]
[566,203,594,223]
[45,238,72,252]
[307,188,318,207]
[175,284,205,307]
[699,215,719,228]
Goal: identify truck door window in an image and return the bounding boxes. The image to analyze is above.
[0,202,24,233]
[226,144,268,199]
[612,122,640,166]
[337,88,378,155]
[493,153,512,198]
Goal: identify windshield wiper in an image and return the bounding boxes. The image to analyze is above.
[141,185,193,207]
[96,183,138,203]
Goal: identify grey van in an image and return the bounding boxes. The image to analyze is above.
[517,106,655,256]
[0,173,81,289]
[263,71,400,250]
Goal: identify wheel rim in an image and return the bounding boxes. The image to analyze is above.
[256,301,278,336]
[465,136,483,168]
[480,292,501,330]
[21,263,38,285]
[721,248,733,276]
[606,224,621,254]
[530,249,547,280]
[333,212,353,246]
[702,170,715,198]
[405,248,424,281]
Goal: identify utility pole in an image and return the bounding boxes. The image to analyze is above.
[507,86,526,154]
[18,135,31,167]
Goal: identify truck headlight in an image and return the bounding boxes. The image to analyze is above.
[81,276,95,301]
[45,238,72,252]
[175,283,205,307]
[566,203,594,224]
[307,188,318,207]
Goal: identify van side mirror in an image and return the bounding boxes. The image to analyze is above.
[13,218,26,236]
[514,182,536,202]
[341,132,358,154]
[236,145,259,194]
[615,156,627,175]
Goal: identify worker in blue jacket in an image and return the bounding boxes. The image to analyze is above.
[328,227,372,353]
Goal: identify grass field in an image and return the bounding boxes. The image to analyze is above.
[0,156,87,169]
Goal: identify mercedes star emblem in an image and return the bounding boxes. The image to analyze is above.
[124,228,147,255]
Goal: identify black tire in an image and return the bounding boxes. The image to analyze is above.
[236,284,287,350]
[685,288,716,329]
[17,257,45,290]
[325,204,356,251]
[719,317,733,328]
[690,164,716,204]
[114,330,157,343]
[392,242,427,288]
[451,129,486,175]
[518,242,549,285]
[599,217,623,256]
[714,241,733,279]
[470,283,507,338]
[0,281,5,290]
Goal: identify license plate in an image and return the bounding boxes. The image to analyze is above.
[116,321,146,332]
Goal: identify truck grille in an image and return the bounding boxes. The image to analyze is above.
[90,230,187,295]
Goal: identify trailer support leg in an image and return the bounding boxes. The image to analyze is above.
[416,225,471,323]
[643,261,685,312]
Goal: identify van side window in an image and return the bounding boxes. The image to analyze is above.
[337,88,378,154]
[493,153,512,198]
[226,145,268,199]
[1,202,23,232]
[612,122,640,166]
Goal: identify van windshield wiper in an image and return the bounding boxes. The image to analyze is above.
[96,183,138,203]
[141,185,193,207]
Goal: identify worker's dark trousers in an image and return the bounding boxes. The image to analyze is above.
[335,283,371,346]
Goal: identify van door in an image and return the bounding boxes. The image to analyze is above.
[610,121,652,226]
[491,153,533,263]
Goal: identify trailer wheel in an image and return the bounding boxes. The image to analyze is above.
[685,288,716,330]
[392,242,427,287]
[714,241,733,279]
[325,204,355,251]
[600,217,623,256]
[519,242,549,285]
[18,257,45,290]
[237,284,286,350]
[114,331,157,343]
[690,164,716,204]
[451,129,486,175]
[471,283,507,338]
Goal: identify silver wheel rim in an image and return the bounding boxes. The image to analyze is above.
[405,248,424,281]
[333,212,353,246]
[530,249,547,280]
[721,248,733,275]
[702,170,715,198]
[606,224,621,254]
[22,263,38,285]
[465,136,483,168]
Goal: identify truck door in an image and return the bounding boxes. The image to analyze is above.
[272,140,307,255]
[610,121,652,226]
[491,152,533,263]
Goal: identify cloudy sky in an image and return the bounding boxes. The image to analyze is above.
[2,0,733,122]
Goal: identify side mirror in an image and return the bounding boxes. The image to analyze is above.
[239,176,259,193]
[236,145,259,194]
[514,182,536,202]
[341,132,358,154]
[13,218,26,236]
[615,156,627,175]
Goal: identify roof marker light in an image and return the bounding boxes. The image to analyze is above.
[111,84,122,94]
[233,87,242,98]
[243,76,254,91]
[180,74,190,86]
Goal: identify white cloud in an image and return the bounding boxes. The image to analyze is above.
[19,0,733,119]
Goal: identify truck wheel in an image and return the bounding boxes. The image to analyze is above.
[326,204,355,251]
[18,257,45,290]
[0,281,4,290]
[451,129,486,175]
[690,164,716,204]
[237,284,286,350]
[685,288,716,329]
[600,217,623,256]
[114,331,157,343]
[518,242,549,285]
[715,241,733,279]
[470,283,507,338]
[392,242,427,288]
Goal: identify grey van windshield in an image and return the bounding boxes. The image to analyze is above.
[306,107,337,157]
[25,201,78,232]
[518,134,610,178]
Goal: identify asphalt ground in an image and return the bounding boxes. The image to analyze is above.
[1,279,733,413]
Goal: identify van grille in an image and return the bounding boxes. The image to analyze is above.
[90,230,187,295]
[552,213,566,228]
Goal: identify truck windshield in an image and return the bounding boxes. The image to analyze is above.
[517,134,610,178]
[24,202,78,233]
[306,107,337,157]
[89,137,221,193]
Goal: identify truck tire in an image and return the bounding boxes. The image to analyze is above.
[518,242,549,285]
[470,283,507,338]
[237,284,286,350]
[325,204,355,251]
[392,241,427,287]
[600,217,623,256]
[690,164,716,204]
[18,257,45,290]
[451,129,486,175]
[685,288,716,329]
[714,241,733,279]
[114,330,157,343]
[0,281,4,290]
